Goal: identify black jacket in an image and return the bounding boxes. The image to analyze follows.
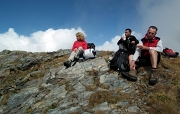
[117,35,139,51]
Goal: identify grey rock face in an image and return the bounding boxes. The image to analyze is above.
[0,49,167,114]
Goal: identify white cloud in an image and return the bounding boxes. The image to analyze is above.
[131,31,143,41]
[0,28,142,52]
[0,28,85,52]
[96,31,142,51]
[96,36,120,51]
[138,0,180,52]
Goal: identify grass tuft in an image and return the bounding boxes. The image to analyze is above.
[88,90,130,107]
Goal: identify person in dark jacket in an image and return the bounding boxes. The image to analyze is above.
[117,28,139,65]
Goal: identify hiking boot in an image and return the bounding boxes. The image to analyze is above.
[121,69,137,81]
[64,60,71,68]
[121,72,137,81]
[149,69,158,84]
[128,69,137,81]
[129,69,137,77]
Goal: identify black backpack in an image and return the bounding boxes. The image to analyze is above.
[109,42,130,73]
[84,43,96,58]
[87,43,95,50]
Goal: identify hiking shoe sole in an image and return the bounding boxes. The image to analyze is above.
[121,72,137,81]
[149,79,158,85]
[64,61,71,68]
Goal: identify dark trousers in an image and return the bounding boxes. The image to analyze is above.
[136,52,161,67]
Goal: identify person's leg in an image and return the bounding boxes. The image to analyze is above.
[149,49,159,84]
[68,51,76,62]
[149,49,158,68]
[75,47,84,58]
[67,47,84,61]
[128,54,133,66]
[64,47,85,68]
[64,51,76,68]
[128,54,137,80]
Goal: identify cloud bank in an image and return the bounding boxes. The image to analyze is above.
[138,0,180,52]
[0,28,142,52]
[0,28,85,52]
[96,31,142,51]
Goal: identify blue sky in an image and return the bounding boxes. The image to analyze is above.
[0,0,180,52]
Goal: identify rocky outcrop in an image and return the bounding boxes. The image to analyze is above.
[0,49,178,114]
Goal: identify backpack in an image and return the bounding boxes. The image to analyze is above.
[109,42,129,73]
[84,43,96,59]
[72,43,96,66]
[87,43,95,50]
[163,48,179,57]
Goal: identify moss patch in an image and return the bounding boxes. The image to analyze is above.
[88,90,130,107]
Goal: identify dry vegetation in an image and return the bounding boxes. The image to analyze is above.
[85,69,110,91]
[96,51,180,113]
[1,51,180,113]
[88,90,130,108]
[146,56,180,113]
[98,51,114,62]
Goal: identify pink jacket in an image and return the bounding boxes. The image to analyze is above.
[72,40,87,51]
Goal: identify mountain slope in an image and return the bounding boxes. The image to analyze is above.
[0,49,179,114]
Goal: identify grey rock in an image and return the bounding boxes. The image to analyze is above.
[7,87,38,110]
[93,102,111,112]
[0,50,158,114]
[127,106,139,113]
[116,101,129,106]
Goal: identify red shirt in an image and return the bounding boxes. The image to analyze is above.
[72,40,87,51]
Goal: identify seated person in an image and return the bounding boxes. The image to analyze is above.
[129,26,163,84]
[64,32,87,68]
[117,28,139,64]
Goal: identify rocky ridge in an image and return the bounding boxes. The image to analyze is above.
[0,49,179,114]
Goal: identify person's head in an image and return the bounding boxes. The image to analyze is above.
[125,28,132,37]
[146,26,158,39]
[76,32,85,41]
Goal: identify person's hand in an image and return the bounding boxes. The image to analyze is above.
[131,41,135,44]
[137,45,149,50]
[74,48,78,52]
[121,35,126,40]
[130,61,135,70]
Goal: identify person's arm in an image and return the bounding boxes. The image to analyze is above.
[132,41,142,61]
[117,35,126,45]
[134,37,139,44]
[132,48,141,61]
[149,40,163,52]
[130,44,141,69]
[117,39,121,45]
[130,36,139,44]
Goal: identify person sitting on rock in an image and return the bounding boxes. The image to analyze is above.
[129,26,163,84]
[117,28,139,64]
[64,32,87,68]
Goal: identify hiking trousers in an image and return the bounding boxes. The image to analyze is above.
[68,47,84,61]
